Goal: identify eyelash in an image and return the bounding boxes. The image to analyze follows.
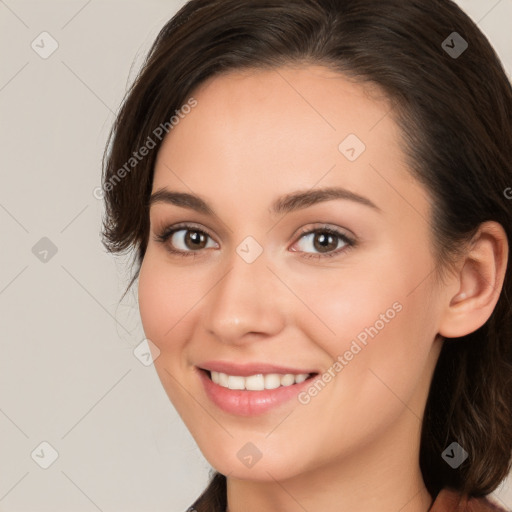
[153,222,356,260]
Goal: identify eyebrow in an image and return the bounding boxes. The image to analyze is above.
[149,186,381,216]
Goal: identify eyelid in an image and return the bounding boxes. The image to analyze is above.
[293,223,354,240]
[154,221,216,243]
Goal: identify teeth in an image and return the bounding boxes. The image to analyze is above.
[264,374,281,390]
[245,374,264,390]
[280,374,295,386]
[228,375,245,390]
[209,371,310,390]
[218,371,229,387]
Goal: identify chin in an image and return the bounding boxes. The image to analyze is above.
[199,444,310,482]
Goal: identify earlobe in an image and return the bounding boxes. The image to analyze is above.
[438,221,508,339]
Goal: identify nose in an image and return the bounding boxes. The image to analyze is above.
[201,248,287,346]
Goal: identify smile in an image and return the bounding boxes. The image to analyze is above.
[197,366,318,416]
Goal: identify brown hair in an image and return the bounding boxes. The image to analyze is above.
[101,0,512,509]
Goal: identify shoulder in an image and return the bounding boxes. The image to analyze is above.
[430,488,511,512]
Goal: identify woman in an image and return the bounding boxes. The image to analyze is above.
[100,0,512,511]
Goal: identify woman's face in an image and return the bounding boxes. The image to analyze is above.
[138,65,447,482]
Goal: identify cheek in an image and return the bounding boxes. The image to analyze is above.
[284,259,404,358]
[292,247,436,403]
[137,254,192,351]
[138,259,165,343]
[137,254,198,406]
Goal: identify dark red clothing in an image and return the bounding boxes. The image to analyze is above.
[428,488,510,512]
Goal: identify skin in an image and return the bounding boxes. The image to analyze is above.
[137,65,508,512]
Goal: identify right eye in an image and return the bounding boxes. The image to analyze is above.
[154,223,218,257]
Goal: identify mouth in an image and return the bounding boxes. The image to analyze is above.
[197,367,319,416]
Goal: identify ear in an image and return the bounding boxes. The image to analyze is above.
[438,221,509,339]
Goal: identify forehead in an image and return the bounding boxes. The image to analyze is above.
[181,65,394,141]
[152,65,415,216]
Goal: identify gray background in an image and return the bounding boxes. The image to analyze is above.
[0,1,511,511]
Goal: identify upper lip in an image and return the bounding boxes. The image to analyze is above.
[198,361,318,376]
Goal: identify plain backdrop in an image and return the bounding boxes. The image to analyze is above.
[0,1,511,511]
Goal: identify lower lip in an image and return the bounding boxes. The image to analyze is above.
[198,369,316,416]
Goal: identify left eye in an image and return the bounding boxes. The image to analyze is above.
[291,228,354,258]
